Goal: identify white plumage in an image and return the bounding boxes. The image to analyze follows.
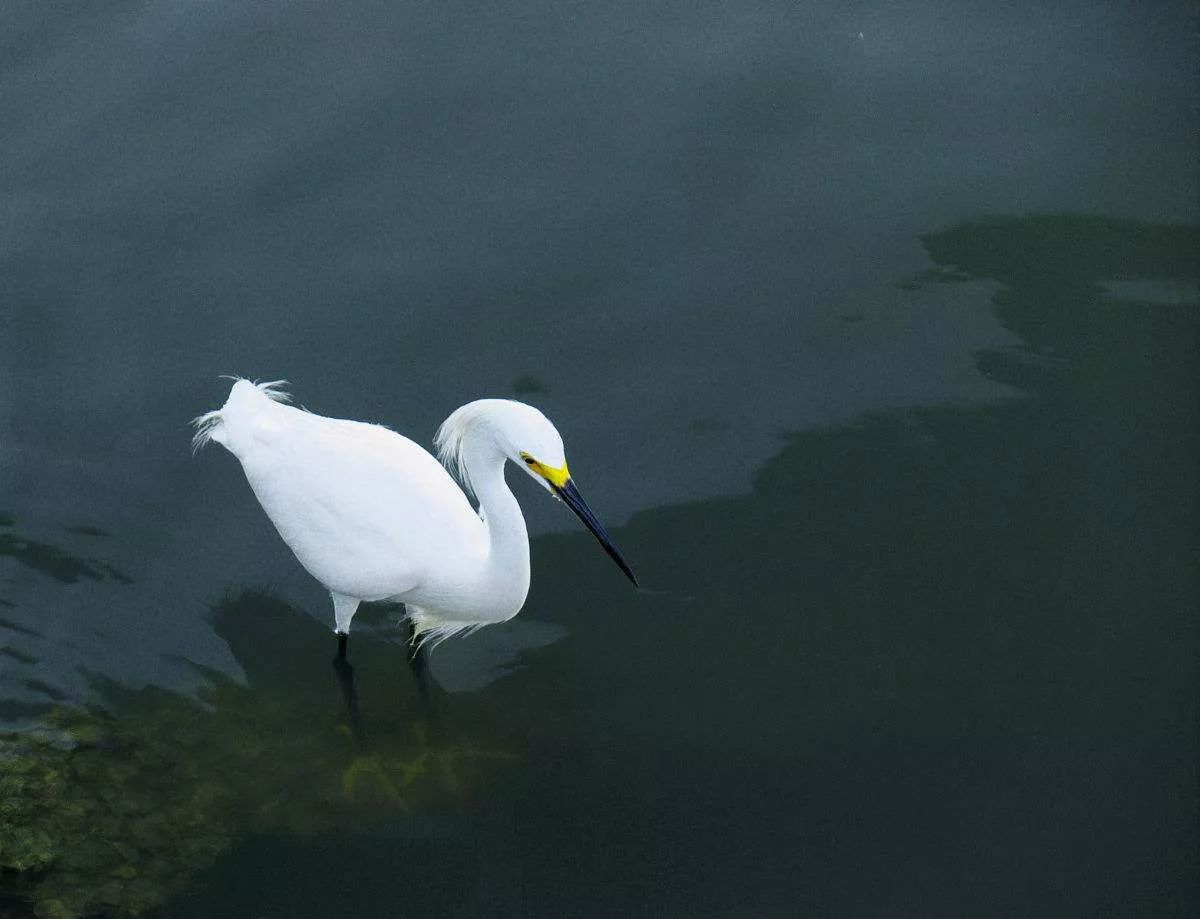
[193,379,635,647]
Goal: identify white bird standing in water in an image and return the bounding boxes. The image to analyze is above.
[192,379,637,670]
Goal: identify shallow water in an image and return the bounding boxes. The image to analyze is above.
[2,2,1198,916]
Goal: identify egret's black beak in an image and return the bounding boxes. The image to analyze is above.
[552,480,638,587]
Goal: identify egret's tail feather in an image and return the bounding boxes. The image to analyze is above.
[190,378,294,454]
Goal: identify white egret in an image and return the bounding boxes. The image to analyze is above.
[192,379,637,671]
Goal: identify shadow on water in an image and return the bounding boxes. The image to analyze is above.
[2,215,1197,917]
[518,216,1198,752]
[0,520,134,586]
[1,592,520,919]
[478,216,1196,917]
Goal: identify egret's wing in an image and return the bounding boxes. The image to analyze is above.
[235,404,486,598]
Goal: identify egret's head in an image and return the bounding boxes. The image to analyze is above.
[499,404,569,494]
[436,399,638,587]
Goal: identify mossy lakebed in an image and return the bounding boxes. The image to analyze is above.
[1,592,518,918]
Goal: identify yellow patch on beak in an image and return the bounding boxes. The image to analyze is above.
[520,452,571,488]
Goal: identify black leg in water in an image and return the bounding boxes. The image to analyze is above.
[406,621,437,727]
[332,631,364,742]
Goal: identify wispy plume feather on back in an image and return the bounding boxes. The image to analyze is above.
[190,408,224,454]
[190,378,292,454]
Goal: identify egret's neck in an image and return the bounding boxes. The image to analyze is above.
[462,439,530,608]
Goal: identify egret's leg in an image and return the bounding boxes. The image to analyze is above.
[332,654,364,741]
[330,593,364,740]
[331,593,361,659]
[405,618,436,723]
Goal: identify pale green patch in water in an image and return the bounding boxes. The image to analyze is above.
[0,592,519,919]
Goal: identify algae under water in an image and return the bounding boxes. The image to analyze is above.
[1,593,519,919]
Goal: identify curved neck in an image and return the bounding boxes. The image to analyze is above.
[461,438,530,610]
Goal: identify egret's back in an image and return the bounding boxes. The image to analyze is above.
[197,380,485,601]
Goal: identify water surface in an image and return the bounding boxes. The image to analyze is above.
[1,1,1197,916]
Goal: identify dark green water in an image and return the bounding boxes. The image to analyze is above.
[2,2,1198,916]
[4,216,1195,916]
